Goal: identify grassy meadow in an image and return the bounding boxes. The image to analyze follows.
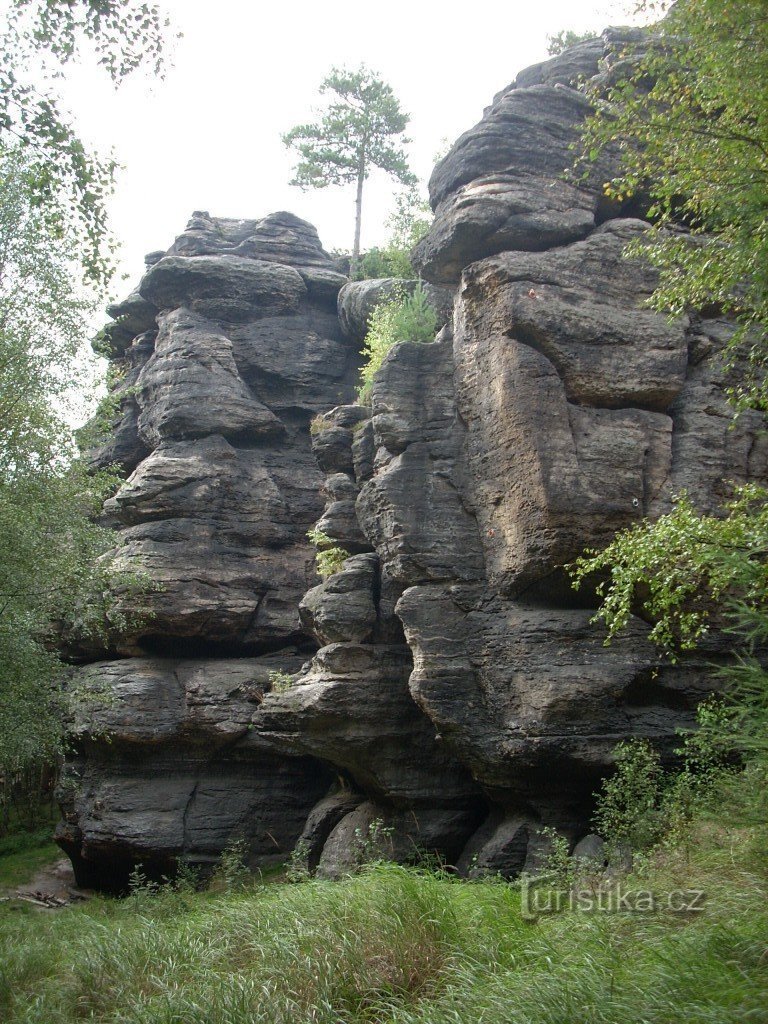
[0,818,765,1024]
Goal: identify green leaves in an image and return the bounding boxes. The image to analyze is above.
[306,528,350,579]
[282,65,414,188]
[283,64,415,271]
[0,1,174,286]
[569,486,768,658]
[0,149,146,772]
[579,0,768,410]
[357,284,438,404]
[358,187,432,280]
[546,28,597,57]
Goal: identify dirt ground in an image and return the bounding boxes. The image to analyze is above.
[3,855,92,907]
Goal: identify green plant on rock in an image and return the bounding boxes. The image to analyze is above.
[357,284,438,403]
[590,698,743,865]
[306,527,350,579]
[546,28,597,56]
[572,485,768,864]
[353,817,395,869]
[568,486,768,658]
[267,670,294,695]
[357,187,432,280]
[578,0,768,412]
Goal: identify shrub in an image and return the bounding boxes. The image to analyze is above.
[592,739,665,856]
[592,701,740,863]
[356,189,432,280]
[546,29,597,56]
[306,527,350,578]
[357,284,438,403]
[268,670,294,695]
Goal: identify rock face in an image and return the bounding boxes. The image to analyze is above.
[59,212,361,888]
[59,32,767,887]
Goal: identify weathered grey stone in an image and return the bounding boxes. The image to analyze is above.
[413,29,660,285]
[299,554,378,645]
[456,812,538,879]
[87,331,154,475]
[315,802,389,879]
[102,435,325,650]
[572,833,607,867]
[413,86,608,284]
[136,308,283,446]
[397,584,706,811]
[140,255,307,321]
[252,642,481,833]
[356,335,485,586]
[58,28,768,888]
[57,654,332,889]
[292,789,364,874]
[106,290,159,337]
[167,210,338,269]
[314,499,371,552]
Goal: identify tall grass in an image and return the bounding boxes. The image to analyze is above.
[0,830,765,1024]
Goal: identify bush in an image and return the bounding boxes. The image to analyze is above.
[356,189,432,281]
[267,670,294,695]
[546,29,597,56]
[306,528,350,579]
[592,739,666,856]
[357,284,438,403]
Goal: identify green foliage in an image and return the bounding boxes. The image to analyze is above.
[285,839,312,883]
[0,149,147,775]
[592,739,666,854]
[267,669,294,695]
[546,28,598,56]
[283,65,416,276]
[591,699,742,864]
[569,486,768,656]
[571,486,768,841]
[0,828,59,889]
[579,0,768,411]
[358,187,432,280]
[209,838,250,892]
[306,528,350,579]
[357,284,438,403]
[352,817,395,869]
[536,826,575,887]
[0,1,173,285]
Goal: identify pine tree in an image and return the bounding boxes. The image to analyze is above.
[283,66,416,278]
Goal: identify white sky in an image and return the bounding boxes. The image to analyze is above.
[52,0,646,300]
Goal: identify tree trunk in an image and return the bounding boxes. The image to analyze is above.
[351,146,366,280]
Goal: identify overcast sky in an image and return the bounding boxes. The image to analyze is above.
[53,0,646,300]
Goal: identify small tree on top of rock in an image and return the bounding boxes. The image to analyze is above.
[546,28,597,56]
[283,65,416,279]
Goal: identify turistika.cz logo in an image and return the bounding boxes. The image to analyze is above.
[520,875,707,922]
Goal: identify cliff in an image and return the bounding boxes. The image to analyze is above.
[57,30,768,888]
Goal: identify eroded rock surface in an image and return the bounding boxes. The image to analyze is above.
[60,31,768,886]
[60,213,363,886]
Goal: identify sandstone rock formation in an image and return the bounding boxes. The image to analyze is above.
[58,212,361,886]
[58,31,767,887]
